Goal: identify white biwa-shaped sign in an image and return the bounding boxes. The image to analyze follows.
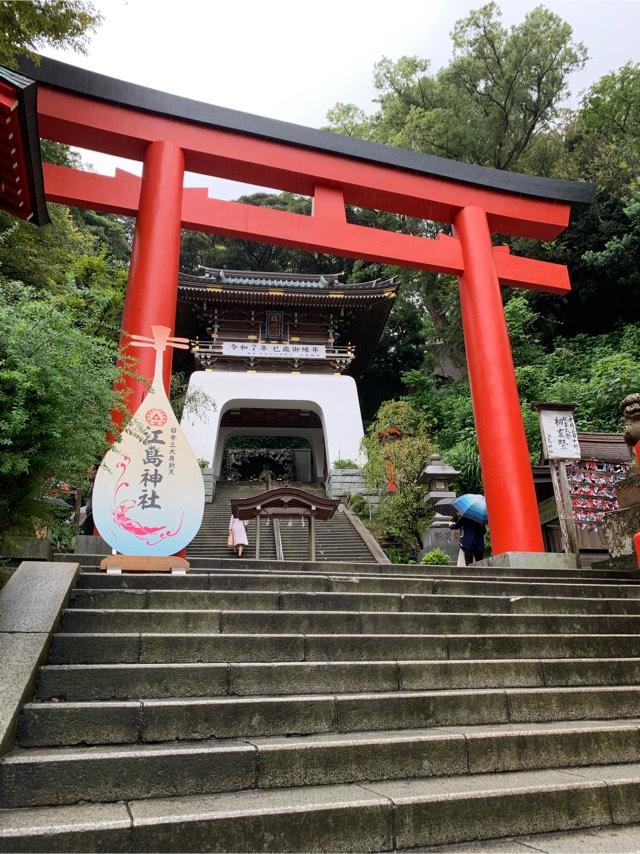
[93,326,205,556]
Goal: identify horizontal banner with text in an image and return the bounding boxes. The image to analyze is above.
[222,342,327,359]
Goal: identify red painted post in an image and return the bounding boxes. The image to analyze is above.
[453,206,544,554]
[116,140,185,421]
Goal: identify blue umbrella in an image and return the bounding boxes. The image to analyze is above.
[452,494,487,525]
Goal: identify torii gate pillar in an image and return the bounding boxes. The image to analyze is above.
[117,140,185,417]
[454,206,544,553]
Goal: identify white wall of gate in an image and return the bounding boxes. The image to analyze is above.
[180,370,365,479]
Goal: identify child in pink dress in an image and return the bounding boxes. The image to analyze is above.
[228,515,249,556]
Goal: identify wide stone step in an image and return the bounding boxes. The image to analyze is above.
[16,686,640,747]
[5,762,640,852]
[76,570,640,599]
[437,820,640,853]
[68,587,640,615]
[68,555,635,580]
[34,657,640,701]
[58,607,640,635]
[4,720,640,809]
[48,631,640,664]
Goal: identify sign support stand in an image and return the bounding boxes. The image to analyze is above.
[534,402,581,568]
[549,459,581,567]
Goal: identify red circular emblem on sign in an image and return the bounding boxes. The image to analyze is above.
[145,408,168,426]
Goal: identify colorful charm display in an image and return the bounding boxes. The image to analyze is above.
[566,460,626,530]
[93,326,205,556]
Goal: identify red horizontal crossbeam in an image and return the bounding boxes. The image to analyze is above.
[38,87,571,241]
[43,164,570,294]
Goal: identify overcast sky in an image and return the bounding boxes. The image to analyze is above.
[42,0,640,199]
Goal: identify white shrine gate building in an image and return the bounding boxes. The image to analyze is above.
[178,268,397,484]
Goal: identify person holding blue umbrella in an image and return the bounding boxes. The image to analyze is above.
[450,494,487,565]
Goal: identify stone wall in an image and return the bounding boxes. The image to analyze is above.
[325,468,381,511]
[202,468,214,503]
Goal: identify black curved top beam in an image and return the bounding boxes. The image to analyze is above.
[18,54,594,206]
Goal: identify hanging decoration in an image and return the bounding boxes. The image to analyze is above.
[93,326,205,556]
[566,460,626,530]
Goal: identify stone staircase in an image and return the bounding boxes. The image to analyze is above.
[4,560,640,850]
[188,482,376,563]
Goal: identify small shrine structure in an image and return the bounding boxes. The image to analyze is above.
[176,268,396,481]
[230,487,340,560]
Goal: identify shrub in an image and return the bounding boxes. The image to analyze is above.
[348,494,370,519]
[334,458,358,469]
[420,548,451,565]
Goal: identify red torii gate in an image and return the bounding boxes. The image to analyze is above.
[0,56,594,557]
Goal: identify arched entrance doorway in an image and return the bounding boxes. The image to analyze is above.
[222,433,316,488]
[213,406,325,484]
[183,377,363,487]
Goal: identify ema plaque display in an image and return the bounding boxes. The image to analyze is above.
[93,326,205,556]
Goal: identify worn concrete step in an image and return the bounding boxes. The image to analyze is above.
[34,657,640,702]
[48,631,640,664]
[68,587,640,616]
[17,686,640,747]
[431,820,640,853]
[5,762,640,852]
[231,609,640,635]
[58,607,640,636]
[4,719,640,809]
[76,570,640,599]
[68,554,635,579]
[0,740,255,808]
[60,609,224,633]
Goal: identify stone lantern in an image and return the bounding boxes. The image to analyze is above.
[418,454,461,561]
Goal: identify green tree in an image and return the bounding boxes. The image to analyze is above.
[0,0,101,68]
[0,203,128,339]
[0,281,125,539]
[520,64,640,344]
[361,400,434,561]
[323,4,588,399]
[327,3,586,170]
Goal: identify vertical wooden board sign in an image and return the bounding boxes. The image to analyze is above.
[93,326,205,556]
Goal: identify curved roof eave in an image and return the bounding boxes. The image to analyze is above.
[17,55,594,206]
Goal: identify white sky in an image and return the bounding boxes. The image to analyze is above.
[41,0,640,199]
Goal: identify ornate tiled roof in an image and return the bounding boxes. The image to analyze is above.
[179,267,397,294]
[176,268,398,376]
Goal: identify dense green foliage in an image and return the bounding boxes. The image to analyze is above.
[401,309,640,493]
[0,161,131,539]
[0,281,123,537]
[0,0,100,67]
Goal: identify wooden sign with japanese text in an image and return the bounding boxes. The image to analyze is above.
[93,326,205,556]
[539,410,581,461]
